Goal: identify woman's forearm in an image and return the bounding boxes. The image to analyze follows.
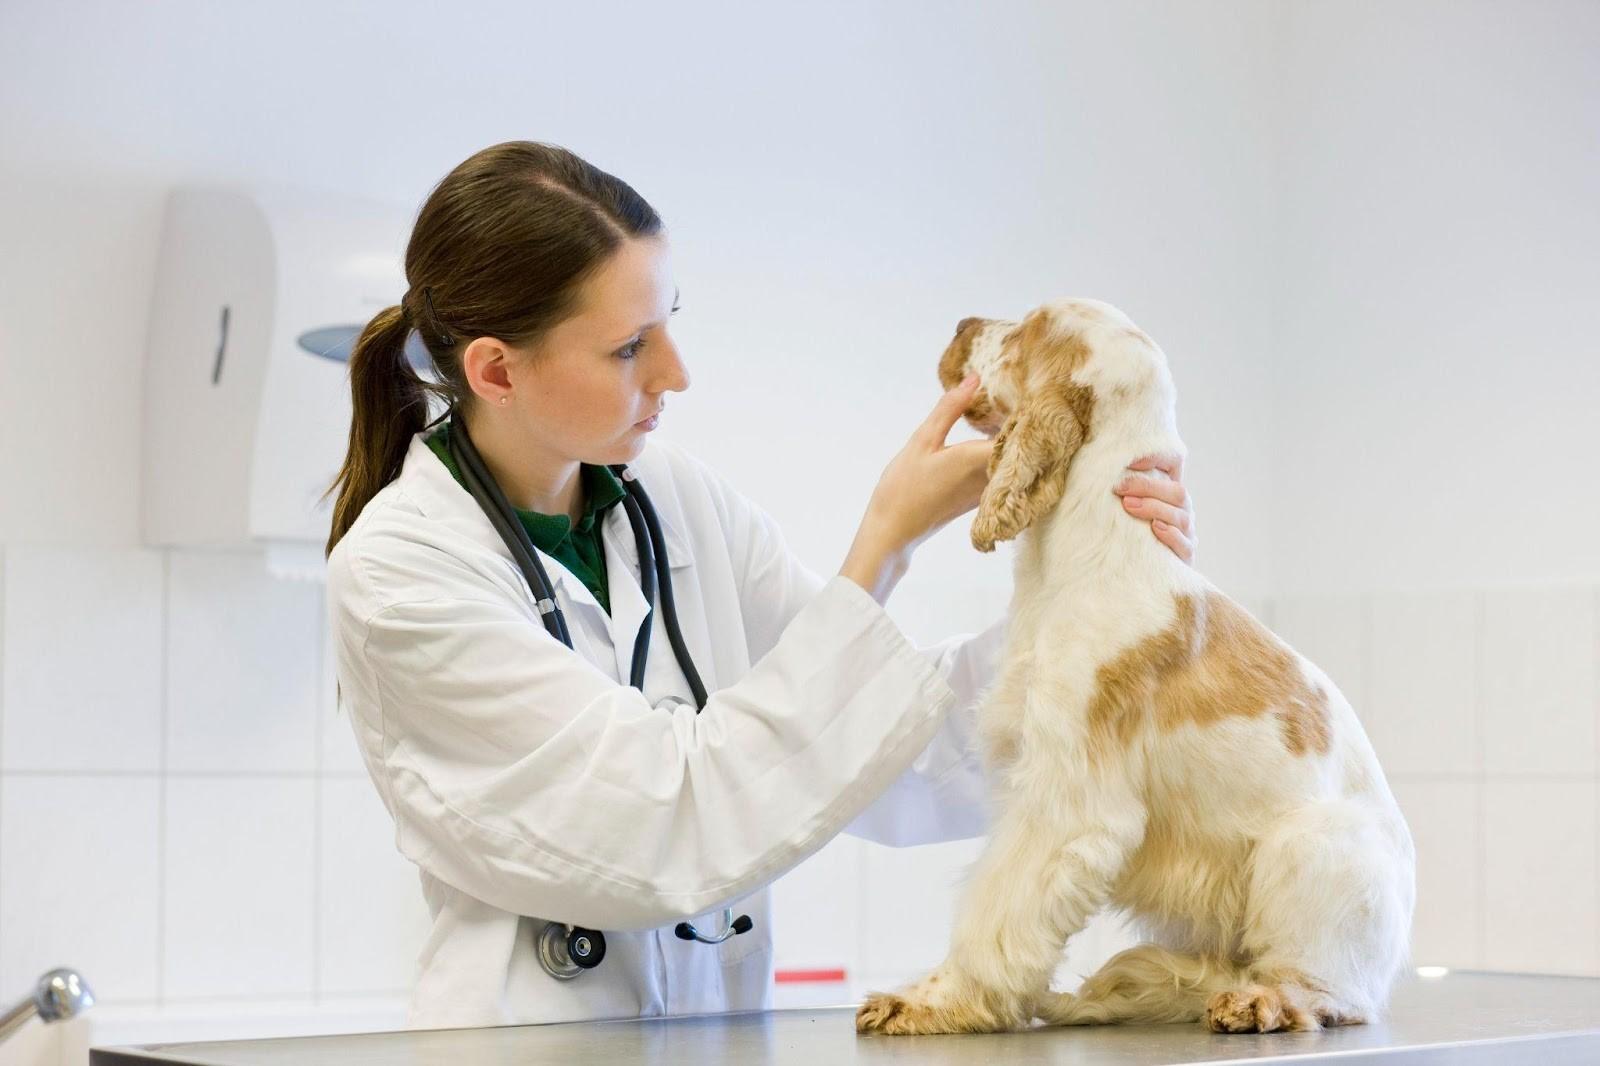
[839,518,911,606]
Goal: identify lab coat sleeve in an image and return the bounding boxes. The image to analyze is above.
[713,476,1008,848]
[332,539,961,933]
[844,615,1009,846]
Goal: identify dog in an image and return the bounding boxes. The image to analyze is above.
[855,298,1415,1036]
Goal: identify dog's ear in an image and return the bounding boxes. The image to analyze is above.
[970,384,1092,552]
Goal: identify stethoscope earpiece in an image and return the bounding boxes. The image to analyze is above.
[673,909,755,945]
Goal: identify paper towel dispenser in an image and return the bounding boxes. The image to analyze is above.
[141,186,420,573]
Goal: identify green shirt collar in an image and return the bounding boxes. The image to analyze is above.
[424,422,625,554]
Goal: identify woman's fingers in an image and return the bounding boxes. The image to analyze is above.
[1127,451,1184,481]
[1115,473,1189,511]
[916,374,980,448]
[1121,494,1192,534]
[1117,454,1196,564]
[1151,519,1196,564]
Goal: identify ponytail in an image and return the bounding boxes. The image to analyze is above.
[324,303,439,555]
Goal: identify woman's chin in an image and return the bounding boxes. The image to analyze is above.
[596,435,648,466]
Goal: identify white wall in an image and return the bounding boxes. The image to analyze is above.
[1,0,1596,1061]
[1252,0,1600,1003]
[1269,0,1600,594]
[0,0,1281,590]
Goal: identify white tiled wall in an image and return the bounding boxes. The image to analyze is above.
[0,776,162,1001]
[1481,588,1598,777]
[1275,584,1600,976]
[162,777,317,1000]
[1,547,164,773]
[0,544,428,1064]
[3,542,1598,1063]
[164,552,321,774]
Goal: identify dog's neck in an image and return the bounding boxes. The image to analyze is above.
[1014,396,1187,604]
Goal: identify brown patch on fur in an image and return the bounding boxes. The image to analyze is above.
[1013,307,1093,377]
[938,316,1001,434]
[938,318,983,389]
[1087,592,1332,761]
[970,311,1098,551]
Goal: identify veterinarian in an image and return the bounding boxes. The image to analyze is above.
[322,141,1197,1030]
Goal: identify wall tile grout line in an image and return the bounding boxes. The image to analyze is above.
[855,841,869,1001]
[134,989,409,1007]
[1388,771,1600,783]
[311,587,325,1006]
[0,545,7,989]
[157,547,171,1005]
[1474,590,1487,967]
[1360,593,1374,720]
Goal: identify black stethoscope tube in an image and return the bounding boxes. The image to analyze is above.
[449,414,573,647]
[615,491,657,690]
[617,468,710,709]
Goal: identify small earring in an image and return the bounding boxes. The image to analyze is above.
[499,396,509,406]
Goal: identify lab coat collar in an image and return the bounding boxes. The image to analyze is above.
[395,432,693,619]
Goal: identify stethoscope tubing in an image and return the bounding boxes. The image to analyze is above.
[449,413,573,646]
[443,411,751,975]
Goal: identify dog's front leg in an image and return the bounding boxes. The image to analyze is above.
[977,654,1033,768]
[857,768,1146,1035]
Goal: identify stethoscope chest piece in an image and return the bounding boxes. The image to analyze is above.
[537,922,607,980]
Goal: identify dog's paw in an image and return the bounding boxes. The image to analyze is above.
[855,992,917,1034]
[856,984,1016,1036]
[858,991,977,1035]
[1204,986,1316,1033]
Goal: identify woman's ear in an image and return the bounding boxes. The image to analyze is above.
[461,335,515,401]
[970,384,1092,552]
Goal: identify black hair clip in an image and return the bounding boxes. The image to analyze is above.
[421,286,456,348]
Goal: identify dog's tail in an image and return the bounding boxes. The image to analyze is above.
[1037,944,1237,1026]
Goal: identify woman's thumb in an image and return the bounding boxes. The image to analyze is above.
[918,374,980,445]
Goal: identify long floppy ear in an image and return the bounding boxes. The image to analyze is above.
[970,385,1091,552]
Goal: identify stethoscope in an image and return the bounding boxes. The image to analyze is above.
[444,412,754,980]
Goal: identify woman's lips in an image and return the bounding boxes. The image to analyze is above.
[635,413,660,430]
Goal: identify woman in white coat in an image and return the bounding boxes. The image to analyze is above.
[323,141,1197,1029]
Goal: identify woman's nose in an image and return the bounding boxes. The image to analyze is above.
[651,334,691,393]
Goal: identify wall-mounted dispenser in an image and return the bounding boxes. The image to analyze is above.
[141,187,419,577]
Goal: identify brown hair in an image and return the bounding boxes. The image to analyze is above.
[324,141,664,555]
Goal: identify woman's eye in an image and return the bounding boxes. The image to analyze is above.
[617,308,679,359]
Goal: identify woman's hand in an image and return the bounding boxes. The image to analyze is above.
[1114,453,1197,564]
[840,375,992,603]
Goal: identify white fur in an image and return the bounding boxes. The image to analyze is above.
[858,300,1416,1036]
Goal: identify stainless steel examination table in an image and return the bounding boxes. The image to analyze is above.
[89,972,1600,1065]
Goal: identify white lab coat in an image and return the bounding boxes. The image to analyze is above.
[325,432,1007,1029]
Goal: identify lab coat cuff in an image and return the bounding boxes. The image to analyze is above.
[823,574,961,715]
